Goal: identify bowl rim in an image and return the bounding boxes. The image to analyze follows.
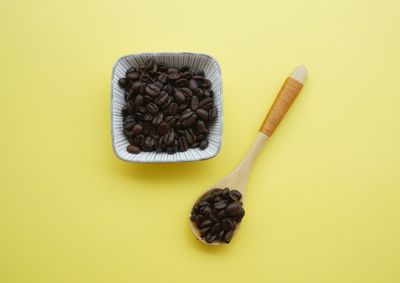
[110,52,223,163]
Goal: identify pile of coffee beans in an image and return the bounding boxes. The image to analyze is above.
[190,188,245,244]
[118,59,217,154]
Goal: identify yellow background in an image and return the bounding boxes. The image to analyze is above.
[1,0,399,282]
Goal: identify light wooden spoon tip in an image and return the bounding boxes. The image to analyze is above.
[289,65,308,84]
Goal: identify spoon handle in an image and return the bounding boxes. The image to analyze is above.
[259,66,307,137]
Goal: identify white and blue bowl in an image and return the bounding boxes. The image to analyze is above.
[111,52,223,162]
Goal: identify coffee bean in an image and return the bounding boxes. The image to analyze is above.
[145,84,160,96]
[146,102,159,115]
[134,95,144,106]
[127,145,141,154]
[152,112,163,126]
[231,190,242,201]
[133,135,145,146]
[175,78,188,87]
[224,231,233,243]
[198,200,208,207]
[118,78,131,89]
[167,72,180,80]
[126,67,137,75]
[195,215,204,227]
[181,71,192,80]
[174,90,186,104]
[167,67,179,74]
[199,139,208,150]
[199,98,214,110]
[181,88,193,97]
[221,218,234,231]
[126,72,140,81]
[225,202,242,216]
[179,65,190,72]
[205,233,217,243]
[189,79,199,90]
[202,206,212,217]
[200,219,213,228]
[218,230,225,242]
[166,103,178,115]
[214,200,227,210]
[182,113,197,128]
[196,109,209,121]
[210,223,222,235]
[209,106,218,120]
[200,227,211,237]
[132,124,143,135]
[191,96,199,111]
[157,123,169,135]
[177,136,189,152]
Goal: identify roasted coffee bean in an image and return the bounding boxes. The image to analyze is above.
[118,78,131,89]
[167,72,180,80]
[199,139,209,150]
[152,112,164,126]
[191,96,199,111]
[185,129,196,145]
[217,210,226,219]
[164,116,176,126]
[202,206,212,217]
[218,230,225,242]
[199,98,214,110]
[231,190,242,200]
[157,63,168,72]
[221,218,234,231]
[214,200,227,210]
[133,135,145,146]
[200,219,213,228]
[196,120,206,133]
[175,78,188,87]
[167,67,179,74]
[126,72,140,81]
[189,79,199,90]
[132,124,143,135]
[118,60,216,154]
[182,113,197,128]
[177,136,189,152]
[234,208,245,220]
[166,103,178,115]
[209,106,218,120]
[205,233,217,243]
[196,109,209,121]
[134,95,144,106]
[179,66,190,72]
[224,231,233,243]
[127,145,141,154]
[146,103,159,115]
[145,84,160,96]
[226,202,242,216]
[200,227,211,237]
[126,67,137,75]
[157,123,169,135]
[210,223,222,235]
[181,71,192,80]
[174,90,186,104]
[195,215,204,227]
[181,88,193,97]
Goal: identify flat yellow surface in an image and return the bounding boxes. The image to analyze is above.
[1,0,399,282]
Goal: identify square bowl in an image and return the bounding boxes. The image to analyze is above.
[111,52,223,162]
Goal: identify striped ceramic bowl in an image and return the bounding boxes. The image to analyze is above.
[111,52,223,162]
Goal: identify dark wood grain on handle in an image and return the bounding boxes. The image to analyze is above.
[259,77,303,137]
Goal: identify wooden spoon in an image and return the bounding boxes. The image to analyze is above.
[190,65,308,245]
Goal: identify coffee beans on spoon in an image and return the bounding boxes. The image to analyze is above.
[190,188,245,244]
[118,60,217,154]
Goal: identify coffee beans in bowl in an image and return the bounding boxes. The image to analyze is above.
[118,60,217,154]
[111,53,222,163]
[190,188,245,244]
